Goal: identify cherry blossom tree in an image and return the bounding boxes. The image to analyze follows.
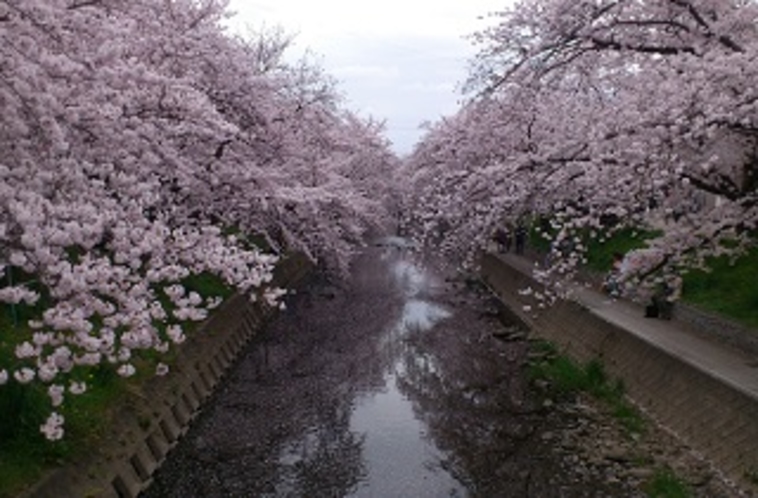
[1,0,397,440]
[404,0,758,299]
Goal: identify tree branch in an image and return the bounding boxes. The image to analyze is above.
[589,36,696,55]
[67,0,102,10]
[669,0,744,53]
[681,171,742,201]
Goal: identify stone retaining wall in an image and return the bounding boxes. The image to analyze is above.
[480,253,758,494]
[22,253,313,498]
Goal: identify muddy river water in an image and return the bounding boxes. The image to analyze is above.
[142,243,643,497]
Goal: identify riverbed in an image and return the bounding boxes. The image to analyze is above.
[140,244,655,497]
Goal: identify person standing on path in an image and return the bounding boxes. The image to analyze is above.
[515,222,527,255]
[492,226,511,253]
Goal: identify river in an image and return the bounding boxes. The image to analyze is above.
[141,242,642,497]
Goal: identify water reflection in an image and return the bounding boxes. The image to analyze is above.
[392,322,539,497]
[144,240,624,498]
[400,300,451,331]
[390,259,428,297]
[349,375,464,497]
[274,424,366,497]
[346,247,463,496]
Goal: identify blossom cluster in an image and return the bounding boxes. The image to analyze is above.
[402,0,758,292]
[1,0,398,440]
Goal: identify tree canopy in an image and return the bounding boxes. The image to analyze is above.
[403,0,758,299]
[1,0,398,438]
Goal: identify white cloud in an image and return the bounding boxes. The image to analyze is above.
[402,81,456,93]
[225,0,513,154]
[332,64,400,80]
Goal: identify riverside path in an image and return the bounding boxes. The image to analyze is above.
[482,250,758,497]
[140,240,744,497]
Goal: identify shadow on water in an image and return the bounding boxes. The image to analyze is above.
[142,239,636,498]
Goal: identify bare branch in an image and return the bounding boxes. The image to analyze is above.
[669,0,745,52]
[67,0,102,10]
[589,36,696,55]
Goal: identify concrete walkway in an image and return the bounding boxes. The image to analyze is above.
[500,252,758,402]
[482,251,758,494]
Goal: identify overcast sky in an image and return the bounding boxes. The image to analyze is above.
[225,1,511,156]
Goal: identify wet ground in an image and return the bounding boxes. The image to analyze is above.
[141,243,645,497]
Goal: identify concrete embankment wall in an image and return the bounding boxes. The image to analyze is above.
[23,253,313,498]
[480,253,758,493]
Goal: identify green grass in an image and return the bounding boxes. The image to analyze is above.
[0,452,50,498]
[529,341,645,435]
[0,362,168,497]
[527,344,702,495]
[680,244,758,329]
[0,224,280,496]
[181,271,234,300]
[528,219,554,253]
[0,268,235,497]
[583,227,661,273]
[0,362,173,497]
[644,467,692,498]
[745,467,758,485]
[526,214,659,265]
[221,226,272,253]
[0,361,130,497]
[583,228,758,330]
[0,290,53,485]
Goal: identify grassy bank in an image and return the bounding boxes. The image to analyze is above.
[680,245,758,329]
[0,250,316,498]
[0,272,234,498]
[528,341,695,498]
[528,219,758,330]
[583,229,758,330]
[528,340,645,436]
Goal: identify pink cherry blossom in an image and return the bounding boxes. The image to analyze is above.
[1,0,396,441]
[405,0,758,297]
[117,364,136,378]
[69,381,87,395]
[14,368,36,385]
[40,412,65,441]
[48,384,65,407]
